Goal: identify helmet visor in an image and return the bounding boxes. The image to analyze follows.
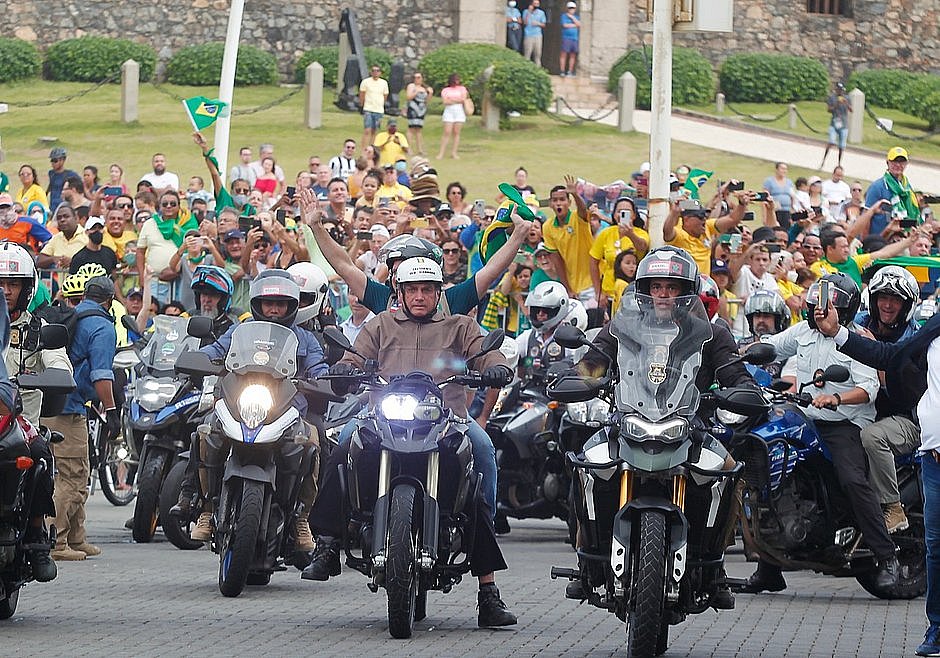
[806,282,854,309]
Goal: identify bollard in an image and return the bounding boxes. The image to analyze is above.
[121,59,139,124]
[305,62,324,130]
[788,104,797,130]
[848,88,864,144]
[716,92,725,114]
[481,65,499,132]
[618,71,636,133]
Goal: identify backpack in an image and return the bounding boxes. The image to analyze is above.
[33,301,113,349]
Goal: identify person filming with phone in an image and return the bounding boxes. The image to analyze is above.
[664,191,751,276]
[588,196,649,315]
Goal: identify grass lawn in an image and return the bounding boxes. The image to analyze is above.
[0,81,854,203]
[681,100,940,164]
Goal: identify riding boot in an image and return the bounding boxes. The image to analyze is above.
[301,536,341,580]
[737,560,787,594]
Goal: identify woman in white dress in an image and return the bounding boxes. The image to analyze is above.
[437,73,469,160]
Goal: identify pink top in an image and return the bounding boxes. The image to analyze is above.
[441,85,468,105]
[254,177,278,195]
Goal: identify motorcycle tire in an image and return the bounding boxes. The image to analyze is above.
[219,480,264,598]
[132,451,168,543]
[0,587,18,620]
[386,485,419,639]
[855,514,927,600]
[97,434,136,507]
[158,460,203,551]
[246,571,271,586]
[626,511,667,658]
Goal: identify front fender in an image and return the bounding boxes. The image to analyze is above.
[611,497,689,591]
[223,456,276,486]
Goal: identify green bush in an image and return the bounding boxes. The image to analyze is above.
[487,58,552,114]
[0,38,41,83]
[167,43,278,86]
[607,47,715,109]
[294,46,394,86]
[418,43,523,99]
[899,75,940,127]
[846,69,919,109]
[44,36,156,82]
[921,90,940,129]
[719,53,829,103]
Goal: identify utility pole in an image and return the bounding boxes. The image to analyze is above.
[213,0,246,185]
[646,0,673,248]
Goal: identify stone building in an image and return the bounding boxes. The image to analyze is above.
[1,0,936,83]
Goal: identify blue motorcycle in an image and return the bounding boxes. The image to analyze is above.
[713,367,926,600]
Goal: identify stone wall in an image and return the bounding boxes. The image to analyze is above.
[628,0,940,82]
[2,0,457,79]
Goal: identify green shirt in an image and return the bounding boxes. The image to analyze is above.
[530,267,560,290]
[28,280,51,312]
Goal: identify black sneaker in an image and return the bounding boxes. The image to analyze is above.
[477,584,517,627]
[300,537,341,581]
[565,580,587,600]
[874,555,899,590]
[736,562,787,594]
[169,498,191,520]
[28,549,57,583]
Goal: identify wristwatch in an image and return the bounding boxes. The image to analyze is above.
[833,392,842,406]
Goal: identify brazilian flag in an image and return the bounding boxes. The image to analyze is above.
[682,168,713,200]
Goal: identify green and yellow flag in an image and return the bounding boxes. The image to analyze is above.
[182,96,229,131]
[682,168,713,200]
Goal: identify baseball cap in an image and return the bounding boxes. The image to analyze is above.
[566,1,576,6]
[369,224,391,239]
[387,117,398,126]
[183,228,201,239]
[84,275,115,301]
[126,287,143,299]
[711,259,730,275]
[85,216,106,230]
[807,175,822,186]
[436,202,454,216]
[49,147,67,160]
[534,242,551,256]
[640,161,651,173]
[0,193,13,208]
[382,162,395,170]
[887,146,909,161]
[223,229,245,241]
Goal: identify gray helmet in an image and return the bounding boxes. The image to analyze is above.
[49,147,67,160]
[84,275,115,303]
[249,269,300,326]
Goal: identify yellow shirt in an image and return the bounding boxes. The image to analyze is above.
[666,218,720,275]
[17,184,48,210]
[776,278,804,327]
[359,77,389,114]
[136,219,178,273]
[102,229,138,261]
[376,183,412,206]
[39,225,87,260]
[810,254,872,287]
[542,208,594,294]
[612,279,630,314]
[373,132,410,166]
[588,225,650,295]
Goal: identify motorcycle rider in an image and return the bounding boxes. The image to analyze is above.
[514,281,587,381]
[740,289,792,379]
[0,243,72,581]
[287,261,343,365]
[855,265,922,533]
[741,272,899,593]
[192,270,328,551]
[573,246,754,608]
[301,257,518,628]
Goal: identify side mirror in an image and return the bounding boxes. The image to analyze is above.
[175,351,223,377]
[822,364,851,384]
[322,325,352,353]
[187,316,214,339]
[479,329,505,354]
[743,342,776,366]
[547,375,604,403]
[38,323,69,351]
[769,378,791,392]
[554,324,587,350]
[121,314,140,336]
[18,367,76,394]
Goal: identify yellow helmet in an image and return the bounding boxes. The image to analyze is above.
[61,273,87,299]
[75,263,107,280]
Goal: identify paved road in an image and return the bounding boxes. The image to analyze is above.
[2,494,926,656]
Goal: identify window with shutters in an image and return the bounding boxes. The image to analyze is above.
[807,0,852,17]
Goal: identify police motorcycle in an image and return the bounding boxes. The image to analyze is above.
[547,293,763,658]
[121,314,206,544]
[320,326,506,639]
[717,358,927,600]
[175,317,340,597]
[0,324,75,618]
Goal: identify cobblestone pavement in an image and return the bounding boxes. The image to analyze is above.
[2,493,926,657]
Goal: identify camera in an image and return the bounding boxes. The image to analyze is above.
[727,180,744,192]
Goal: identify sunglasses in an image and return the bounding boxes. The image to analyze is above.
[50,158,64,163]
[851,187,863,192]
[115,202,132,209]
[443,248,461,254]
[160,201,179,208]
[137,214,152,221]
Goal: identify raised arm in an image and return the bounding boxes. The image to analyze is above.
[473,211,533,299]
[299,188,367,298]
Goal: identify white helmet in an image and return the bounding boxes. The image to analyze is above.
[864,265,919,323]
[395,257,443,285]
[560,298,588,332]
[0,242,37,312]
[527,281,570,331]
[288,261,329,324]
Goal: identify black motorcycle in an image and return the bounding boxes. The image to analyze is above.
[0,324,75,619]
[322,326,505,639]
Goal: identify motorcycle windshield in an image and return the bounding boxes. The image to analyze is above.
[609,292,712,421]
[224,321,299,379]
[141,315,200,374]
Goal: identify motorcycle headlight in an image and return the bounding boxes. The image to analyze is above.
[238,384,274,429]
[620,415,688,443]
[380,394,420,421]
[716,408,748,426]
[567,401,588,424]
[135,377,181,412]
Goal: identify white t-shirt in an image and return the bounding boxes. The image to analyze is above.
[329,155,357,181]
[821,179,851,220]
[734,265,778,302]
[142,171,180,193]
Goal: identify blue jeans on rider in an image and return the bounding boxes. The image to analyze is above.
[923,452,940,626]
[336,419,498,519]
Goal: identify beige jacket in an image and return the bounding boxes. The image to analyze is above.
[342,306,507,418]
[4,311,73,425]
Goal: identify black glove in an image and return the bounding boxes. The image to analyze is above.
[481,365,512,388]
[104,408,122,442]
[328,362,357,377]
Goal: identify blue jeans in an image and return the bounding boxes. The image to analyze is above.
[923,453,940,625]
[337,418,497,518]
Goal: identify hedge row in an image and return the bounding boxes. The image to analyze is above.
[848,69,940,128]
[607,47,714,109]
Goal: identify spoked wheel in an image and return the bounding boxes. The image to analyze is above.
[132,451,168,543]
[0,586,18,620]
[626,511,667,658]
[386,485,419,639]
[219,480,264,598]
[97,434,137,507]
[158,460,203,550]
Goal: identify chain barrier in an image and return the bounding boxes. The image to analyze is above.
[5,72,121,107]
[863,105,940,142]
[725,102,789,123]
[148,82,188,103]
[148,82,303,116]
[554,96,619,123]
[792,107,826,135]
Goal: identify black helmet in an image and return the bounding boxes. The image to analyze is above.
[806,272,860,329]
[635,246,700,297]
[744,289,790,335]
[378,234,443,267]
[248,269,300,327]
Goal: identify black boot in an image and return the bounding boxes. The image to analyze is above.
[300,536,341,581]
[494,511,511,535]
[711,568,735,609]
[477,583,517,627]
[736,561,787,594]
[565,580,587,600]
[25,530,56,583]
[874,555,899,589]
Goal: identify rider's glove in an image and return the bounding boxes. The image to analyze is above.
[327,362,357,395]
[104,408,122,442]
[328,362,357,377]
[481,365,512,388]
